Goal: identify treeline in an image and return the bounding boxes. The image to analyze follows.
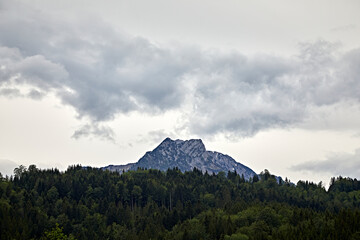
[1,165,360,239]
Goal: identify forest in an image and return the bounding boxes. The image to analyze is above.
[1,165,360,239]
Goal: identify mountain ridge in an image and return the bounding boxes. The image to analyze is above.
[102,137,256,179]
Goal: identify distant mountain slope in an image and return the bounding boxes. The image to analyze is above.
[102,163,134,172]
[103,138,256,179]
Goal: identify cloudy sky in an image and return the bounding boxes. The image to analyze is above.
[1,0,360,185]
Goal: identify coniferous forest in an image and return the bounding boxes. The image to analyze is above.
[1,165,360,239]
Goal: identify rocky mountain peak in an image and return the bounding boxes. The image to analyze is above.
[178,139,205,157]
[103,138,257,180]
[156,138,206,157]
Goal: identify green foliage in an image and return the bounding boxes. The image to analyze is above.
[225,233,249,240]
[44,223,76,240]
[13,164,27,178]
[0,165,360,239]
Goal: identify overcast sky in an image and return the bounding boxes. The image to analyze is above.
[1,0,360,186]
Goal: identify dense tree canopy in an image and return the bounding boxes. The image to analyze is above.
[0,165,360,239]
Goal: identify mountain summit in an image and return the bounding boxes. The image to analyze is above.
[103,138,256,179]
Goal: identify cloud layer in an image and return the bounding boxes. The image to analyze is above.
[1,1,360,139]
[291,148,360,178]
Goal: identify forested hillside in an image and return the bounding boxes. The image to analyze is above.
[1,165,360,239]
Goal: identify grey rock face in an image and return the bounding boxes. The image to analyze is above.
[101,163,134,173]
[104,138,256,180]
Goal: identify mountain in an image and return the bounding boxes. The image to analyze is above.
[102,163,134,172]
[103,138,256,179]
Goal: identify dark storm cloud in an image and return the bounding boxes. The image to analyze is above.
[290,148,360,178]
[1,1,360,139]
